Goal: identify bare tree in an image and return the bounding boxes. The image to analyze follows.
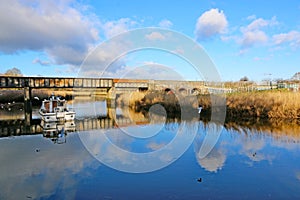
[4,67,23,76]
[239,76,249,82]
[291,72,300,81]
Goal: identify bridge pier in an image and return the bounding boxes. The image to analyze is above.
[106,87,116,109]
[24,87,32,126]
[107,107,116,122]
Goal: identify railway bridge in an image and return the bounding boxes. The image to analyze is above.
[0,76,212,107]
[0,75,220,124]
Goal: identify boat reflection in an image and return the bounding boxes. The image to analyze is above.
[40,120,75,144]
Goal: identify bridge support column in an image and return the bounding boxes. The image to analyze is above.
[107,107,116,120]
[106,87,116,109]
[106,87,116,125]
[24,87,32,125]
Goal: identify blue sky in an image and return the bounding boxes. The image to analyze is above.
[0,0,300,81]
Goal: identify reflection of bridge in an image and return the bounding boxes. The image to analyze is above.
[0,116,149,137]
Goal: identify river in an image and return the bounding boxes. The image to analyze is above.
[0,101,300,199]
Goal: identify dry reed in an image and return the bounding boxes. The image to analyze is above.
[225,90,300,119]
[129,89,300,119]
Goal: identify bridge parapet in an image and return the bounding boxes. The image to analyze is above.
[0,76,113,88]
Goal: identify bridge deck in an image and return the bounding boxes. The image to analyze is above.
[0,76,113,88]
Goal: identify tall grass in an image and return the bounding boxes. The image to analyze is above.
[115,89,300,119]
[126,90,300,119]
[224,90,300,119]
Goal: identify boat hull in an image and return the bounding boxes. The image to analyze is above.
[41,120,76,130]
[39,110,75,122]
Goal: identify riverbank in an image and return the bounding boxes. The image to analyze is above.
[225,90,299,119]
[118,90,199,119]
[127,89,300,119]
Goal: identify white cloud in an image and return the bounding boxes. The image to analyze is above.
[253,54,273,61]
[32,58,52,66]
[46,45,91,66]
[240,30,268,48]
[243,17,277,32]
[77,36,133,77]
[220,35,238,42]
[114,64,184,80]
[238,16,278,49]
[246,15,257,21]
[238,49,249,55]
[246,18,269,31]
[172,47,185,55]
[158,19,173,28]
[0,0,99,66]
[195,8,228,40]
[0,0,140,75]
[101,18,137,38]
[145,32,166,41]
[147,142,165,151]
[272,31,300,48]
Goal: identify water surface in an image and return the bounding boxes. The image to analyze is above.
[0,102,300,199]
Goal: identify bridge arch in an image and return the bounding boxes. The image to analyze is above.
[191,88,201,95]
[164,88,173,94]
[178,88,187,95]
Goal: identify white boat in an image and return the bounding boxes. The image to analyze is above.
[39,95,75,122]
[40,120,76,132]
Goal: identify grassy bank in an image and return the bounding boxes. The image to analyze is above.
[200,90,300,119]
[227,90,300,119]
[126,89,300,119]
[118,91,199,119]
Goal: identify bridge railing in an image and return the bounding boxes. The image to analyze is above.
[0,76,114,88]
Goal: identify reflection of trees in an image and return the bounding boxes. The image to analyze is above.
[224,118,300,141]
[197,118,300,170]
[193,118,300,173]
[120,107,300,143]
[119,107,149,124]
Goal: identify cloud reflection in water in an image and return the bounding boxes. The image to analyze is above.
[0,134,100,200]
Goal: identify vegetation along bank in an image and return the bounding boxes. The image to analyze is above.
[125,89,300,119]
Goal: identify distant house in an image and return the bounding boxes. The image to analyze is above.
[277,81,299,91]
